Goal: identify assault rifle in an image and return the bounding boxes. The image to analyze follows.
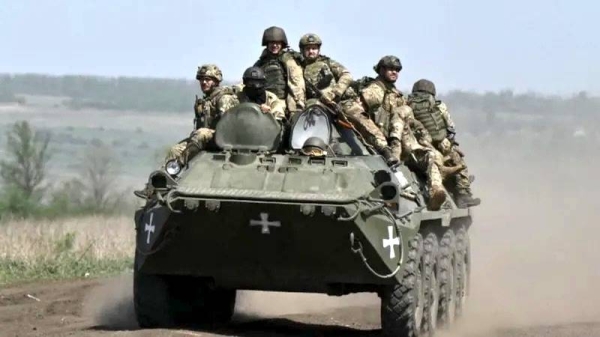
[303,77,376,154]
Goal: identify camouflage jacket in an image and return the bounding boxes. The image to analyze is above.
[236,89,286,122]
[359,77,407,116]
[194,86,239,129]
[436,101,455,130]
[254,49,306,111]
[300,55,352,101]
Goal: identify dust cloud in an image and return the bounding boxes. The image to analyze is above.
[85,136,600,335]
[443,136,600,336]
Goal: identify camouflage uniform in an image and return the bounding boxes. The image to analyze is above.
[296,34,396,163]
[391,105,447,210]
[166,65,238,163]
[408,79,480,208]
[254,26,306,114]
[169,67,285,163]
[236,88,286,121]
[298,34,353,102]
[359,56,447,210]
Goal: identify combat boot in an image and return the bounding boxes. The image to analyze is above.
[455,192,481,208]
[428,187,447,211]
[381,147,399,166]
[133,185,152,199]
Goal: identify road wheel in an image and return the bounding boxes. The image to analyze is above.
[421,232,439,336]
[454,226,471,318]
[437,228,458,328]
[381,233,425,337]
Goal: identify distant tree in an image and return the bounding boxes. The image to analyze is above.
[0,121,51,198]
[77,143,121,210]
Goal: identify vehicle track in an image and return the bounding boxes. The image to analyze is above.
[1,278,598,337]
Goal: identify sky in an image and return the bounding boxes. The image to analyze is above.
[0,0,597,95]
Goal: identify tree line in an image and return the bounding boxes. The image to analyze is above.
[1,73,599,120]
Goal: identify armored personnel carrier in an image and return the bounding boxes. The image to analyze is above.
[133,102,473,336]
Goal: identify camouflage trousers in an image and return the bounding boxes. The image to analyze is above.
[339,98,389,152]
[165,128,215,163]
[404,149,444,192]
[434,138,471,194]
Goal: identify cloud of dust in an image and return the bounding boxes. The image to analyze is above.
[441,139,600,336]
[84,273,138,330]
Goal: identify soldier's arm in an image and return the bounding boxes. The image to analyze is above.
[388,108,405,159]
[359,84,385,113]
[269,95,286,121]
[328,59,353,98]
[283,57,306,108]
[437,101,456,130]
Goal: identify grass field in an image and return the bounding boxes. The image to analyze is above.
[0,215,134,285]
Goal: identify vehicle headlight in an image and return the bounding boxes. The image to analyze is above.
[165,160,181,176]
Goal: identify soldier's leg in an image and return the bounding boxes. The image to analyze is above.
[182,128,216,164]
[435,139,480,207]
[447,146,480,207]
[165,141,188,163]
[424,151,447,210]
[405,149,447,210]
[340,99,397,164]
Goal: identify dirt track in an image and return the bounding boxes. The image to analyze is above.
[0,277,598,337]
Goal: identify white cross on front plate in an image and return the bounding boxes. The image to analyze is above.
[250,213,281,234]
[144,212,155,245]
[383,225,400,259]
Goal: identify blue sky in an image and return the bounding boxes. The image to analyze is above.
[1,0,597,94]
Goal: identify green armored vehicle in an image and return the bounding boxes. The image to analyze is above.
[133,102,473,336]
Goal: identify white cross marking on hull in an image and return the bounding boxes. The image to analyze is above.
[250,213,281,234]
[383,225,400,259]
[144,212,155,244]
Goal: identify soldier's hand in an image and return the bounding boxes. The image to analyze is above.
[260,104,271,113]
[320,91,336,105]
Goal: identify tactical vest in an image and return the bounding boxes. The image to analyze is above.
[194,86,234,129]
[408,93,447,142]
[256,53,288,99]
[303,56,335,99]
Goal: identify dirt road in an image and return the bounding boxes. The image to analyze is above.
[1,277,598,337]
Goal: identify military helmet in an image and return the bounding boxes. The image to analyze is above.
[299,33,322,50]
[412,79,437,96]
[373,55,403,73]
[242,66,266,87]
[261,26,289,47]
[196,64,223,83]
[301,137,327,156]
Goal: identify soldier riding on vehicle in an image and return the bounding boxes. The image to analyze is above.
[296,33,398,165]
[408,79,481,208]
[253,26,306,115]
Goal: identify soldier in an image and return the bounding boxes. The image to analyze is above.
[296,33,398,164]
[254,26,306,114]
[164,64,238,164]
[173,66,285,164]
[408,79,481,208]
[236,66,286,122]
[133,64,238,198]
[297,33,352,103]
[353,55,453,209]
